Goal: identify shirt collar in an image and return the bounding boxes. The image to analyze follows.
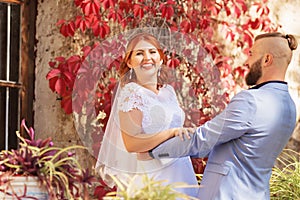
[249,80,287,90]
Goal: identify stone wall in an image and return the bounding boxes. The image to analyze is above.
[34,0,94,169]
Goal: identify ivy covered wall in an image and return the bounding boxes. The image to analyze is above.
[34,0,300,167]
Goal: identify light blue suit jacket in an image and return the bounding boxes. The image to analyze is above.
[150,81,296,200]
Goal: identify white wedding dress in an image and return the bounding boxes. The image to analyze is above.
[97,82,199,198]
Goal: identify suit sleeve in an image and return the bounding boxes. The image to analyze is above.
[150,90,257,159]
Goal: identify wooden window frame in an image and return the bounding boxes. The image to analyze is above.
[1,0,22,4]
[0,0,36,150]
[20,0,36,129]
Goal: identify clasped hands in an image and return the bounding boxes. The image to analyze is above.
[137,127,196,160]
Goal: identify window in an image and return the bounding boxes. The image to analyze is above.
[0,0,36,150]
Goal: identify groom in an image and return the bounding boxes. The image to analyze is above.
[144,32,298,200]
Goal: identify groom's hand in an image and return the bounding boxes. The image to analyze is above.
[137,152,153,160]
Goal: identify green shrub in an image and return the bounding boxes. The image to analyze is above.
[105,174,199,200]
[270,149,300,200]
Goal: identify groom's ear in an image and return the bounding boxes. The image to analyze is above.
[262,53,273,67]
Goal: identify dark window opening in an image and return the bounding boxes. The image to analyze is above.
[0,2,21,150]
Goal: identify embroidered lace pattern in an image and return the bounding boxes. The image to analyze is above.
[118,82,152,130]
[118,82,146,112]
[118,82,184,134]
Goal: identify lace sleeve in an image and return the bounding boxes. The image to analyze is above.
[118,83,145,112]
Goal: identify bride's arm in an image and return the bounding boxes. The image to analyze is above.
[119,109,192,153]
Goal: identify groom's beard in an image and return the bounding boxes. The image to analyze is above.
[245,57,263,86]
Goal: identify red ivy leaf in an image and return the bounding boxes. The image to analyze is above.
[67,55,82,73]
[46,68,61,80]
[47,77,58,92]
[61,95,72,114]
[63,71,75,87]
[225,5,231,16]
[225,29,235,42]
[74,0,84,7]
[108,78,117,90]
[236,0,248,13]
[55,78,67,96]
[46,56,76,97]
[264,6,270,15]
[56,19,66,26]
[133,4,144,18]
[55,56,66,63]
[108,8,123,23]
[233,65,248,78]
[81,45,92,58]
[91,20,110,38]
[170,22,179,32]
[167,57,180,68]
[261,18,276,32]
[119,0,131,13]
[58,21,75,37]
[48,61,56,68]
[160,0,175,20]
[120,18,128,29]
[255,2,270,16]
[75,16,91,32]
[180,19,191,33]
[204,43,219,60]
[249,18,261,30]
[199,16,210,30]
[233,4,241,18]
[81,0,101,15]
[243,31,253,47]
[100,0,116,10]
[208,2,221,15]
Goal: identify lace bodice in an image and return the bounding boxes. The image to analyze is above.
[118,82,185,134]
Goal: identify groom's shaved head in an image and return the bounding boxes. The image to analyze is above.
[254,32,298,65]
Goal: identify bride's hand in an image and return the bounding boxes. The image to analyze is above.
[174,127,196,141]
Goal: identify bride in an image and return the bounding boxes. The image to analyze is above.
[96,32,199,198]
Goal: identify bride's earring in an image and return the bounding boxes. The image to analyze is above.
[157,60,163,77]
[129,68,133,79]
[157,67,161,77]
